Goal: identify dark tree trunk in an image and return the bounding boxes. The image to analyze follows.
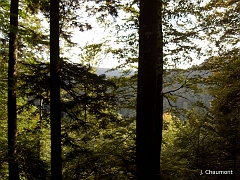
[8,0,20,179]
[36,98,43,160]
[50,0,62,179]
[156,0,163,179]
[136,0,163,179]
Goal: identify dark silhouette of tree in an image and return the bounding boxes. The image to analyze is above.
[136,0,163,179]
[50,0,62,179]
[156,0,164,179]
[8,0,20,179]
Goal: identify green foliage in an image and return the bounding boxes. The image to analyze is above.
[159,1,240,178]
[17,59,138,179]
[0,2,10,178]
[201,55,240,179]
[1,0,239,179]
[161,113,193,180]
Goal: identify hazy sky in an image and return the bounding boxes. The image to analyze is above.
[67,4,206,70]
[39,2,206,70]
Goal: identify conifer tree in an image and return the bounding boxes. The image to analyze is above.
[50,0,62,179]
[8,0,20,179]
[136,0,162,179]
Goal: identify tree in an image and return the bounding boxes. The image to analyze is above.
[18,60,130,179]
[50,0,62,179]
[0,3,9,176]
[156,1,164,178]
[197,0,239,58]
[0,0,50,178]
[193,1,240,178]
[200,55,240,180]
[136,0,162,179]
[160,113,187,180]
[8,0,20,179]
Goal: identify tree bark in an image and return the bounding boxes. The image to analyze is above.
[136,0,162,179]
[156,0,163,179]
[8,0,20,179]
[50,0,62,179]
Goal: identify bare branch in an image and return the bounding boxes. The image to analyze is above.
[163,70,193,95]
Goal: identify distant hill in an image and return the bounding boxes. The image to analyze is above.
[96,67,212,116]
[96,68,122,76]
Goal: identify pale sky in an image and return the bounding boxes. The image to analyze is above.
[68,6,130,69]
[66,5,206,70]
[39,2,206,70]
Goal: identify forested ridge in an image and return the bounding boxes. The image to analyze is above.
[96,67,211,113]
[0,0,239,179]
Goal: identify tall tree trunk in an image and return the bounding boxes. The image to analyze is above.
[8,0,19,179]
[136,0,162,179]
[50,0,62,179]
[36,98,43,160]
[156,0,163,179]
